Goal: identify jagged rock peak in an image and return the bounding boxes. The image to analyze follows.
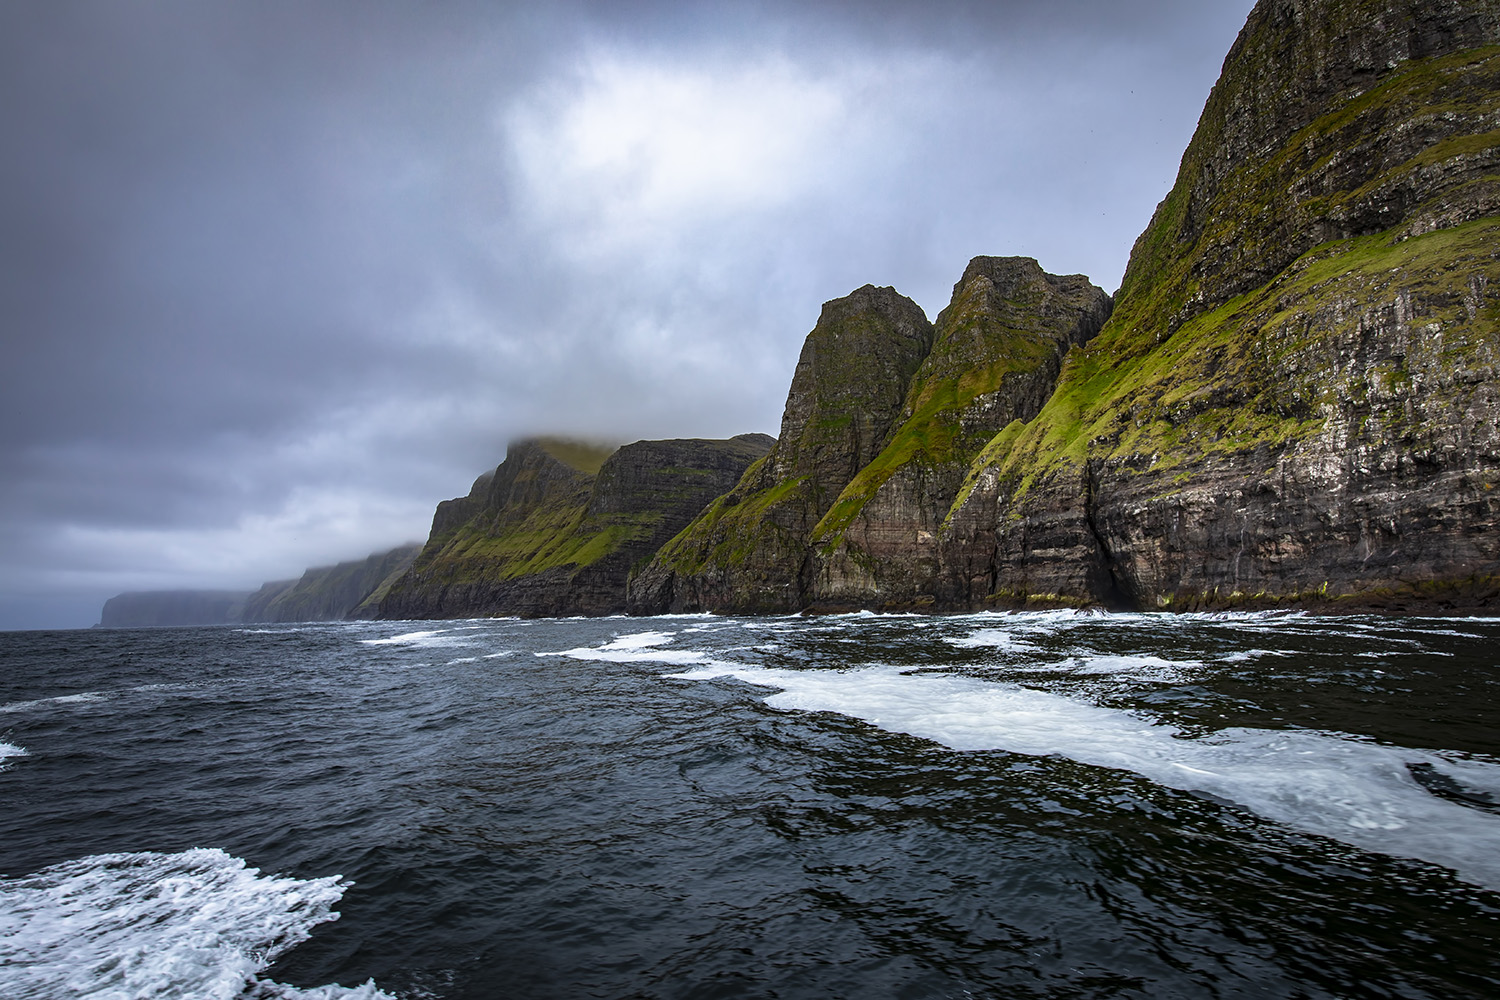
[774,284,934,498]
[951,256,1084,296]
[935,256,1114,356]
[815,283,931,328]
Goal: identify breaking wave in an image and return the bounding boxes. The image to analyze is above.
[0,848,393,1000]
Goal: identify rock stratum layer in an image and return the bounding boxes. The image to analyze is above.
[632,0,1500,615]
[377,435,774,619]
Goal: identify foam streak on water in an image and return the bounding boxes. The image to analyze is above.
[0,849,392,1000]
[358,630,460,648]
[654,654,1500,889]
[537,629,741,668]
[0,691,111,713]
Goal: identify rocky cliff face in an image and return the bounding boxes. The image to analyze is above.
[807,259,1112,609]
[379,435,772,618]
[99,544,423,627]
[630,264,1111,613]
[628,286,938,613]
[634,0,1500,616]
[241,544,421,623]
[939,0,1500,612]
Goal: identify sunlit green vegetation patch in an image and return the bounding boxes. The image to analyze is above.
[418,492,664,586]
[651,455,810,574]
[535,438,618,475]
[951,214,1500,515]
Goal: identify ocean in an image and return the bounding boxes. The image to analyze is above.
[1,611,1498,999]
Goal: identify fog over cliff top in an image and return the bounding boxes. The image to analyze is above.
[0,0,1254,629]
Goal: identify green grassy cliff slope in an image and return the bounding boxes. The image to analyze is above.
[380,435,772,618]
[940,0,1500,611]
[627,286,935,613]
[241,544,422,623]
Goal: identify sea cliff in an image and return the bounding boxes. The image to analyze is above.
[241,544,421,622]
[630,0,1500,615]
[935,0,1500,613]
[377,435,773,618]
[99,590,251,628]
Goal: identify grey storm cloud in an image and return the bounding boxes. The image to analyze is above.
[0,0,1256,628]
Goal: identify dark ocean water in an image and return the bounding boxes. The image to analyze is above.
[2,611,1500,999]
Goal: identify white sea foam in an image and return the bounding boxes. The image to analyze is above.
[538,631,740,668]
[666,663,1500,888]
[946,628,1200,679]
[1221,650,1290,663]
[1071,653,1203,681]
[0,848,393,999]
[0,742,26,768]
[603,631,677,648]
[944,628,1036,651]
[359,630,464,648]
[1406,627,1490,639]
[0,691,110,714]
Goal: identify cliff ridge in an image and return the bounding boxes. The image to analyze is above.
[631,0,1500,616]
[379,435,773,618]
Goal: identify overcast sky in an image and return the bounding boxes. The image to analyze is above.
[0,0,1257,629]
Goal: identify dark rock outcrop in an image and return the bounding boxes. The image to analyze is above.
[627,286,937,613]
[98,590,251,628]
[628,266,1110,613]
[241,544,422,622]
[378,435,773,619]
[807,259,1112,609]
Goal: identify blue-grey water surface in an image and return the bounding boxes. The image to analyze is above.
[2,611,1499,999]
